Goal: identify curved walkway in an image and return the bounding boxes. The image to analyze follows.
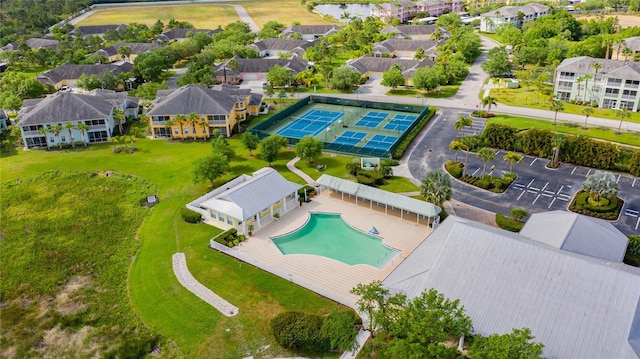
[172,252,238,316]
[286,157,318,186]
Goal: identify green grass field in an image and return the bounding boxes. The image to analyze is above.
[488,115,640,147]
[387,82,462,99]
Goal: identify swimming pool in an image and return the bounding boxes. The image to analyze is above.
[271,212,399,269]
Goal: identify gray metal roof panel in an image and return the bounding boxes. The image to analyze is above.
[147,85,237,116]
[18,92,117,126]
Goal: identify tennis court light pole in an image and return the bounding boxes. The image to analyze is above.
[325,127,331,140]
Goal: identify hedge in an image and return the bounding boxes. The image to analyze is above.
[212,228,241,247]
[271,312,330,352]
[495,213,525,232]
[392,108,436,159]
[569,191,623,220]
[181,207,202,223]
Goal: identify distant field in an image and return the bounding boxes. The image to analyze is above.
[76,0,334,29]
[76,4,239,29]
[575,13,640,28]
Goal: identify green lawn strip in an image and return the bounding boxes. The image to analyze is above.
[478,32,503,44]
[129,196,223,356]
[386,82,461,99]
[487,115,640,147]
[490,87,640,124]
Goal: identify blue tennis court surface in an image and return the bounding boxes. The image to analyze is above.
[277,109,345,139]
[354,111,388,128]
[363,134,398,150]
[333,131,367,146]
[383,114,418,131]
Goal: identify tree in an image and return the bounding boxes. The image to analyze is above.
[550,100,564,125]
[581,74,592,103]
[503,151,523,173]
[551,134,566,167]
[469,328,544,359]
[187,112,200,140]
[477,148,496,176]
[454,116,473,138]
[76,123,89,146]
[581,171,619,202]
[113,108,125,135]
[267,65,293,87]
[461,136,477,175]
[330,66,360,91]
[193,152,230,187]
[481,47,512,77]
[449,140,464,162]
[63,122,76,148]
[295,69,315,88]
[582,107,594,129]
[49,124,63,149]
[295,136,323,164]
[346,161,361,176]
[2,94,22,113]
[261,134,287,165]
[227,58,239,84]
[509,208,528,221]
[420,169,452,207]
[211,136,235,159]
[350,281,390,332]
[38,127,51,149]
[481,96,498,113]
[321,309,359,352]
[615,108,631,134]
[134,52,168,82]
[264,85,275,105]
[381,64,405,89]
[240,132,259,156]
[413,66,446,93]
[117,45,132,62]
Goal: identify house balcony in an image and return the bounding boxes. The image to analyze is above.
[22,130,43,136]
[88,124,107,130]
[556,86,572,91]
[558,76,574,80]
[208,120,227,125]
[152,120,167,126]
[621,95,637,100]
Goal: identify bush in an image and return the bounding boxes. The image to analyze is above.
[392,108,435,159]
[496,213,525,232]
[381,159,400,167]
[445,161,463,178]
[271,312,330,352]
[476,176,491,189]
[212,228,238,247]
[181,208,202,223]
[569,191,623,220]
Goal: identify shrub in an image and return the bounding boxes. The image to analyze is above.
[181,208,202,223]
[321,309,360,351]
[496,213,525,232]
[445,161,463,178]
[569,191,623,219]
[212,228,238,247]
[381,159,400,167]
[271,311,330,352]
[476,177,491,189]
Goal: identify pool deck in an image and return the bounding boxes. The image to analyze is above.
[230,192,433,308]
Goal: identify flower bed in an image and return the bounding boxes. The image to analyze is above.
[568,191,623,221]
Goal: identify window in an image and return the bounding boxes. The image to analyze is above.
[620,101,634,110]
[560,72,575,77]
[558,81,572,88]
[607,78,622,86]
[88,131,109,143]
[623,90,637,97]
[557,92,570,101]
[604,88,619,95]
[602,99,617,109]
[158,115,170,122]
[60,136,66,142]
[226,216,233,225]
[184,128,189,134]
[625,80,640,86]
[173,128,179,134]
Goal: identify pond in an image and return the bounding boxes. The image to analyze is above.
[314,3,377,21]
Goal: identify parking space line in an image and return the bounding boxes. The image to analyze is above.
[472,168,480,176]
[527,190,537,194]
[586,169,592,177]
[541,193,553,198]
[533,194,541,204]
[636,217,639,231]
[513,183,525,190]
[541,182,549,192]
[617,175,621,183]
[517,191,527,200]
[544,190,555,195]
[571,167,577,175]
[633,178,636,187]
[530,158,537,166]
[557,185,564,194]
[528,179,535,186]
[549,198,556,208]
[557,195,571,201]
[625,208,639,217]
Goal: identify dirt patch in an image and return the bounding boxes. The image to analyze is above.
[55,275,91,315]
[575,14,640,28]
[37,325,101,359]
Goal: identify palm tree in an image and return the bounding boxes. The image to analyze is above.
[503,151,523,173]
[602,37,614,59]
[481,96,498,113]
[582,107,594,129]
[340,11,352,24]
[582,74,592,103]
[63,122,76,148]
[477,148,495,176]
[551,134,566,166]
[76,123,89,146]
[615,108,631,134]
[198,116,209,140]
[449,140,464,162]
[346,161,361,176]
[591,61,602,95]
[622,48,633,61]
[575,76,583,100]
[420,169,452,207]
[461,136,476,175]
[49,124,63,149]
[113,108,125,135]
[614,38,625,60]
[187,112,200,141]
[174,114,186,140]
[38,127,51,149]
[227,58,238,84]
[550,100,564,125]
[454,116,473,139]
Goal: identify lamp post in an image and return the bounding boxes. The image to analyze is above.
[416,95,424,106]
[325,127,331,140]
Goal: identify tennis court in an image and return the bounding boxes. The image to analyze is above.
[363,134,398,151]
[354,111,388,128]
[333,131,367,147]
[277,109,345,139]
[383,114,419,131]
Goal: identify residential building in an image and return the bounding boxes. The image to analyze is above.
[479,3,549,33]
[156,28,220,43]
[615,36,640,61]
[373,39,441,59]
[466,0,531,10]
[0,109,8,131]
[347,56,435,85]
[70,24,128,39]
[36,62,134,90]
[188,167,302,235]
[280,25,341,41]
[17,90,138,149]
[554,56,640,111]
[371,0,464,22]
[147,84,262,139]
[95,42,159,63]
[383,212,639,359]
[0,38,59,52]
[213,57,310,84]
[249,38,316,58]
[380,24,446,40]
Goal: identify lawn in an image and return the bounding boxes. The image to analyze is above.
[387,82,462,99]
[487,115,640,147]
[0,134,354,358]
[77,4,239,29]
[490,86,640,124]
[239,0,335,28]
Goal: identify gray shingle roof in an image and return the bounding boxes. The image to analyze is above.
[17,92,123,126]
[0,109,7,121]
[36,62,133,85]
[215,57,309,75]
[381,25,440,37]
[71,24,128,36]
[520,210,629,262]
[625,36,640,51]
[384,215,640,359]
[482,3,549,18]
[317,174,441,217]
[347,56,434,77]
[250,38,315,52]
[217,84,264,106]
[148,85,237,116]
[374,39,440,53]
[281,24,341,36]
[1,38,59,51]
[200,167,302,221]
[96,42,159,57]
[157,28,219,41]
[556,56,640,80]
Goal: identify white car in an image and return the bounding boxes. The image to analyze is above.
[59,86,71,93]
